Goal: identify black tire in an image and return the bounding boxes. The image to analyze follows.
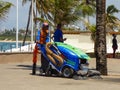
[62,67,74,78]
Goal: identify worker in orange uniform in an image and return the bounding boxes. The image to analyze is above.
[32,22,50,75]
[39,22,50,74]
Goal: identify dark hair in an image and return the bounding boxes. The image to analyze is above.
[57,23,62,28]
[112,34,116,37]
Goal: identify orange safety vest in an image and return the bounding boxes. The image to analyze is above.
[40,30,48,44]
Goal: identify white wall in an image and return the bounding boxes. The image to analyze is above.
[63,33,120,53]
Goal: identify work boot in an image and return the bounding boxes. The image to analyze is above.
[39,67,45,75]
[32,63,36,75]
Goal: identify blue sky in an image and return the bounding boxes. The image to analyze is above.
[0,0,120,30]
[0,0,30,30]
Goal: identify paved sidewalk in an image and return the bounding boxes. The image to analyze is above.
[0,58,120,90]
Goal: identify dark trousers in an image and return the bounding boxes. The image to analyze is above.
[41,54,49,73]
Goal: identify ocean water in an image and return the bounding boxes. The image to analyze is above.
[0,42,29,52]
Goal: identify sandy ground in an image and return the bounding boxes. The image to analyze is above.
[0,54,120,90]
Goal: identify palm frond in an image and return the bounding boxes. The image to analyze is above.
[0,1,12,21]
[22,0,31,6]
[107,5,119,15]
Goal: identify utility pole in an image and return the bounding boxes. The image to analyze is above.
[31,0,34,44]
[16,0,18,48]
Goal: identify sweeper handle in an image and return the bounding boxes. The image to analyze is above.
[45,42,64,66]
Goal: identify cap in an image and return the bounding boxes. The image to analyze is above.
[42,22,49,27]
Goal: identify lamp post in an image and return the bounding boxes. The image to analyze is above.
[16,0,18,48]
[31,0,34,44]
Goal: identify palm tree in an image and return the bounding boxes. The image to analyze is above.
[35,0,79,26]
[34,0,55,24]
[53,0,79,25]
[96,0,107,75]
[22,0,82,45]
[75,0,96,30]
[22,0,32,46]
[106,5,120,31]
[22,0,54,45]
[0,1,12,21]
[89,4,120,52]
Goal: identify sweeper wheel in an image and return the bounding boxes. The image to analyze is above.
[62,67,74,78]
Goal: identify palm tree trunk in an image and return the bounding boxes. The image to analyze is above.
[22,1,32,46]
[95,0,107,75]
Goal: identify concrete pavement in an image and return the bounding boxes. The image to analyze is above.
[0,58,120,90]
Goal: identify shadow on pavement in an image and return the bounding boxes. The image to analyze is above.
[9,64,120,83]
[101,76,120,84]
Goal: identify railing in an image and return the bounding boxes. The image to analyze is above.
[0,43,34,53]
